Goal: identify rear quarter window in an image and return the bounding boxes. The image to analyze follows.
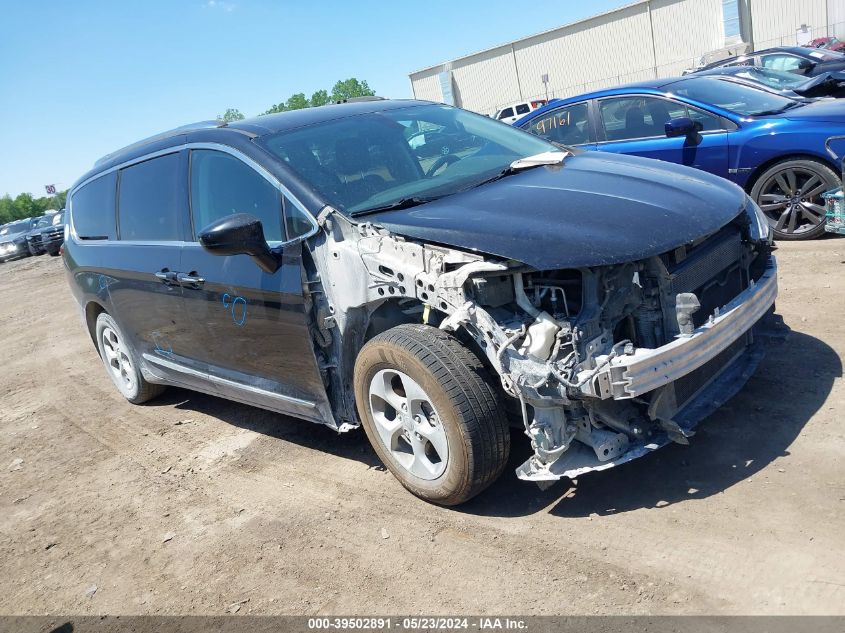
[71,172,117,240]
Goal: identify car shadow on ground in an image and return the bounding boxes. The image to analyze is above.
[458,330,840,518]
[147,386,384,470]
[143,330,838,517]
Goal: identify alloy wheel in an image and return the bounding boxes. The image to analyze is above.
[756,166,833,236]
[101,326,136,393]
[368,369,449,480]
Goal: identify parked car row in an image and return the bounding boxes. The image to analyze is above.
[0,210,65,263]
[514,71,845,240]
[804,37,844,53]
[694,66,845,99]
[692,45,845,76]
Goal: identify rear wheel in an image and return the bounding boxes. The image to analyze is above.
[750,158,839,241]
[95,313,165,404]
[354,324,510,505]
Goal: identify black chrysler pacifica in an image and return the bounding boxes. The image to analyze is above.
[65,99,778,505]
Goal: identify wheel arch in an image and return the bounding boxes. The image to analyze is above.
[334,297,491,427]
[362,297,430,345]
[743,152,840,194]
[84,300,107,348]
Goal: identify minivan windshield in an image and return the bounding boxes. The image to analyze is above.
[260,104,558,215]
[667,77,798,116]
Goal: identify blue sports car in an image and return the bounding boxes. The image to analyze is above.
[514,76,845,240]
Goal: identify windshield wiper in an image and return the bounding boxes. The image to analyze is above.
[467,150,570,189]
[350,195,441,217]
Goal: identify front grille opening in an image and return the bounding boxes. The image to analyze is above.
[673,334,748,407]
[666,224,749,330]
[691,264,744,328]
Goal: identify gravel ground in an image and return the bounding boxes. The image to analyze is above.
[0,239,843,615]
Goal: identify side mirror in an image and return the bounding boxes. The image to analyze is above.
[198,213,280,274]
[665,117,703,139]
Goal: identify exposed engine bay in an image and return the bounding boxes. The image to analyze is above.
[303,202,777,485]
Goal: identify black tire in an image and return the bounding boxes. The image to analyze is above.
[750,158,839,241]
[95,312,165,404]
[48,250,60,257]
[354,324,510,505]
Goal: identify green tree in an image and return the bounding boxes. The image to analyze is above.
[285,93,310,111]
[263,102,286,115]
[310,89,330,107]
[331,78,375,102]
[0,195,13,224]
[0,189,68,224]
[13,193,34,219]
[259,78,376,116]
[219,108,245,122]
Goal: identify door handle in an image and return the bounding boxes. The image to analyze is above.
[176,272,205,287]
[155,270,178,284]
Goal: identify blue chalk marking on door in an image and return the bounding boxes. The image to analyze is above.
[152,332,174,358]
[231,296,247,326]
[222,293,247,326]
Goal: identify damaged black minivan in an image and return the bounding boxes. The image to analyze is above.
[65,99,777,505]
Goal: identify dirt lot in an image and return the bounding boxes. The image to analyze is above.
[1,239,843,616]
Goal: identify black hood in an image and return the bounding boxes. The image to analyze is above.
[368,151,747,270]
[793,71,845,98]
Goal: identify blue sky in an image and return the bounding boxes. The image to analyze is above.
[0,0,626,198]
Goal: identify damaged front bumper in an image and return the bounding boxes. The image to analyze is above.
[516,256,779,483]
[583,256,778,400]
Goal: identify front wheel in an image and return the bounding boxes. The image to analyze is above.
[354,324,510,505]
[750,158,839,241]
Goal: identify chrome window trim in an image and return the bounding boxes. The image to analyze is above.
[592,128,728,146]
[594,94,729,144]
[68,141,320,248]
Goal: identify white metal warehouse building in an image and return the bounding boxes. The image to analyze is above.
[409,0,845,116]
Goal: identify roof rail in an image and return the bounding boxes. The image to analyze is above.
[333,96,386,104]
[93,120,226,167]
